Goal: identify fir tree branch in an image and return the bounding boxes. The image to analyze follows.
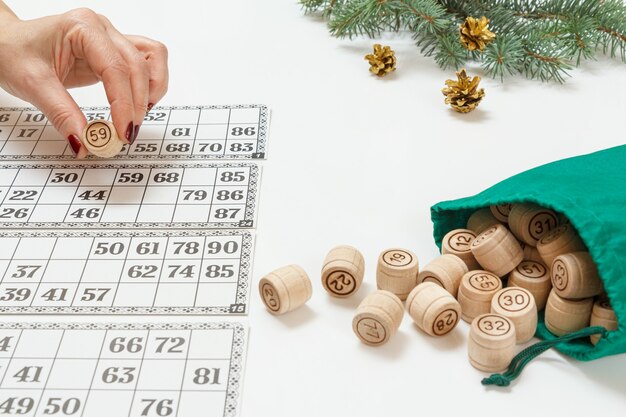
[300,0,626,81]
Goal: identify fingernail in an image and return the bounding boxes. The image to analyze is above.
[133,124,140,143]
[125,122,134,143]
[67,135,81,156]
[147,103,154,112]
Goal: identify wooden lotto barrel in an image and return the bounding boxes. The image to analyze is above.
[441,229,481,270]
[259,265,312,315]
[376,248,419,300]
[551,252,603,300]
[470,224,523,277]
[353,290,404,346]
[490,204,513,223]
[590,299,618,345]
[544,290,593,336]
[507,260,552,311]
[82,119,123,158]
[536,224,586,267]
[491,287,538,343]
[466,208,500,234]
[457,270,503,323]
[406,282,462,337]
[321,245,365,298]
[468,314,516,373]
[416,254,468,297]
[508,203,558,247]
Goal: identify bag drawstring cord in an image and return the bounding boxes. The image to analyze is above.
[482,326,608,387]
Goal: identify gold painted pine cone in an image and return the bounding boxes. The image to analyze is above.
[442,69,485,113]
[460,16,496,51]
[365,44,396,77]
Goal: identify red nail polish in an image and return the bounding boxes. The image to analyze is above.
[67,135,81,156]
[125,122,134,143]
[133,124,140,143]
[147,103,154,112]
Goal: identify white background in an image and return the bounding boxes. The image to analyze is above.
[2,1,626,416]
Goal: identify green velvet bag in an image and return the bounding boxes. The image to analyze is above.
[430,145,626,385]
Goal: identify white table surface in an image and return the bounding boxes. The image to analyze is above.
[3,1,626,416]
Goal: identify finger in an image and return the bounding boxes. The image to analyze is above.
[98,19,150,137]
[66,14,135,144]
[125,35,169,109]
[22,72,89,159]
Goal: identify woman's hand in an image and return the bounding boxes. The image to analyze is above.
[0,6,168,157]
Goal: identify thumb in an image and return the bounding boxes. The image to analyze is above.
[23,74,89,158]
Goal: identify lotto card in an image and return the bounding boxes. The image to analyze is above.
[0,322,248,417]
[0,230,254,315]
[0,105,269,160]
[0,163,259,229]
[0,103,260,414]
